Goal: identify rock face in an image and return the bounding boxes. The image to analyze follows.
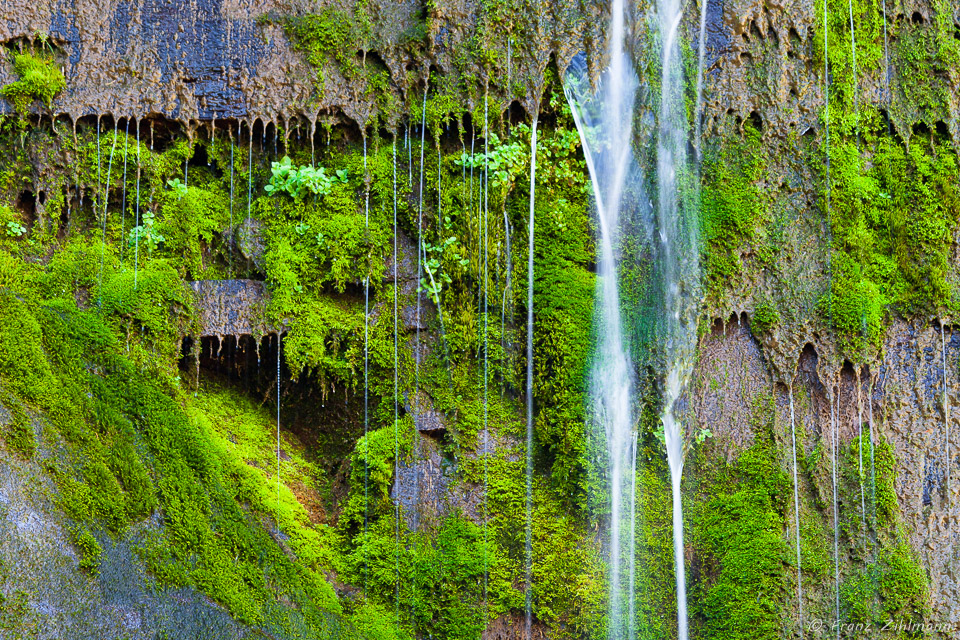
[189,278,271,337]
[0,0,597,128]
[2,0,959,635]
[692,313,960,630]
[0,406,253,639]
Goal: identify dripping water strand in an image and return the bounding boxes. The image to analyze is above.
[832,386,841,640]
[943,325,951,532]
[524,114,538,640]
[363,134,371,592]
[134,120,141,289]
[789,385,803,629]
[229,128,235,278]
[415,89,428,395]
[482,90,490,616]
[98,121,118,311]
[822,3,840,633]
[848,0,859,146]
[120,118,129,266]
[247,123,253,234]
[857,370,867,552]
[392,136,401,630]
[627,431,638,640]
[277,333,281,530]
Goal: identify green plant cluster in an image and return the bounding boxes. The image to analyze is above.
[266,156,348,198]
[0,49,65,115]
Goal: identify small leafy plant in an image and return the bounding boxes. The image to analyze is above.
[4,221,26,238]
[265,156,347,198]
[166,178,188,199]
[128,210,164,253]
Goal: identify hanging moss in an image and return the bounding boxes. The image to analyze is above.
[0,51,65,115]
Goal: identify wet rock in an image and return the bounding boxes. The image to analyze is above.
[403,389,446,433]
[188,279,270,337]
[235,217,265,270]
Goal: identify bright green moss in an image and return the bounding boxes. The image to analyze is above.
[750,300,779,335]
[0,51,65,115]
[693,394,790,640]
[700,122,767,297]
[69,526,103,574]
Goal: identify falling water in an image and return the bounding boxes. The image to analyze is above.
[657,0,698,628]
[119,119,129,265]
[98,121,118,310]
[694,0,709,160]
[524,114,538,640]
[857,371,867,549]
[392,136,401,627]
[563,0,643,632]
[277,333,281,527]
[831,387,841,639]
[942,325,951,528]
[415,90,428,391]
[363,134,371,589]
[247,124,253,232]
[134,120,141,289]
[501,211,512,371]
[789,386,803,626]
[867,376,877,546]
[482,92,491,614]
[229,129,235,277]
[822,2,840,632]
[627,431,638,640]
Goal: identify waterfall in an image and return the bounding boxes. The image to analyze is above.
[524,115,538,640]
[415,90,428,392]
[694,0,709,161]
[247,124,253,231]
[276,333,282,527]
[563,0,644,631]
[657,0,697,629]
[789,385,803,627]
[822,0,840,632]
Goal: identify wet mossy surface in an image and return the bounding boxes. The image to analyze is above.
[0,0,957,637]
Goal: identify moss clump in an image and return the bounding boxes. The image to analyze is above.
[1,400,36,458]
[700,121,767,297]
[0,51,65,115]
[694,394,790,640]
[750,300,778,335]
[70,526,103,574]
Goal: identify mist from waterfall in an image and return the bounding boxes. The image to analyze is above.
[563,0,643,635]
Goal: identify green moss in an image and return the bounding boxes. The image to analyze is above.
[0,51,65,115]
[700,122,767,297]
[750,300,778,335]
[1,399,36,458]
[693,394,790,640]
[70,526,103,574]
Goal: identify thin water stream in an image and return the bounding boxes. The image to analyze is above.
[524,114,538,640]
[789,385,803,628]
